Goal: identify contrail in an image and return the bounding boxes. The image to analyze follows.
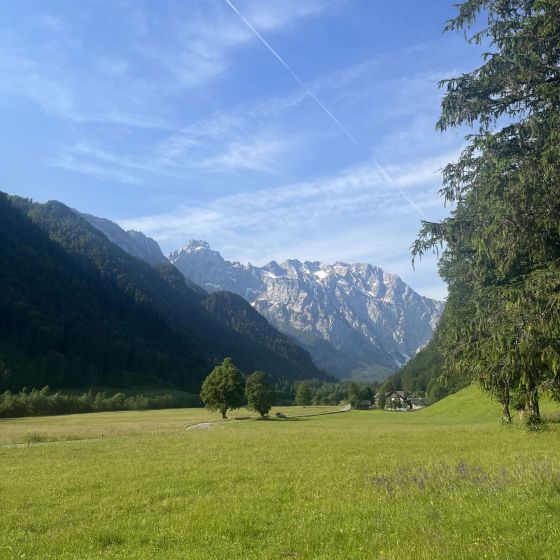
[223,0,359,146]
[223,0,427,219]
[373,161,428,219]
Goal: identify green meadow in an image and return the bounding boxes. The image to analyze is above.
[1,386,559,560]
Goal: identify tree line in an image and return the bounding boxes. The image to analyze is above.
[200,358,382,418]
[0,386,200,418]
[0,358,381,419]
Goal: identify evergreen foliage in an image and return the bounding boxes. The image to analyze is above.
[200,358,245,418]
[294,380,313,406]
[245,370,274,417]
[377,391,386,410]
[412,0,560,424]
[347,382,362,409]
[359,385,374,401]
[201,291,327,381]
[385,328,469,404]
[0,193,325,394]
[286,379,380,406]
[0,386,199,418]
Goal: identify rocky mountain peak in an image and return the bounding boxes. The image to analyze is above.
[170,240,220,259]
[171,240,444,380]
[186,239,212,251]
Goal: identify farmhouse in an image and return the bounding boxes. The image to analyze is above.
[374,391,425,410]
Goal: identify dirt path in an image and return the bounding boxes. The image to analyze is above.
[185,422,215,431]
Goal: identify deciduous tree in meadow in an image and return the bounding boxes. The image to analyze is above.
[200,358,245,419]
[245,370,274,417]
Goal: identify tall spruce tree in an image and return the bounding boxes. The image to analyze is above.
[413,0,560,425]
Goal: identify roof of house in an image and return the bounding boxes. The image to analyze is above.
[375,390,408,399]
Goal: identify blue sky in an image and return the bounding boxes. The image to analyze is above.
[0,0,484,300]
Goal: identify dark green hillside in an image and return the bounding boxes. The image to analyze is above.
[386,325,468,403]
[201,291,330,380]
[0,193,325,392]
[0,193,210,391]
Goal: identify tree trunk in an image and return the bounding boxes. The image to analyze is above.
[527,396,540,418]
[524,391,541,429]
[499,387,511,424]
[220,408,227,419]
[501,401,512,424]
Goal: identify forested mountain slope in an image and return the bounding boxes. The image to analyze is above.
[79,212,206,296]
[0,193,326,392]
[382,324,468,403]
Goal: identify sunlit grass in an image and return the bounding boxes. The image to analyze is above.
[1,386,559,559]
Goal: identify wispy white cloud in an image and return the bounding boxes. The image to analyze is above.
[48,155,138,185]
[154,113,245,166]
[196,137,286,172]
[96,56,130,78]
[117,149,451,299]
[47,142,144,184]
[46,140,193,183]
[134,0,341,89]
[36,38,465,204]
[121,150,452,244]
[47,129,291,181]
[1,1,344,137]
[245,0,336,29]
[0,41,174,130]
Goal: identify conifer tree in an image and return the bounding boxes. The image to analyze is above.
[413,0,560,425]
[295,380,313,406]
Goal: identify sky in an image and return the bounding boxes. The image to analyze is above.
[0,0,485,300]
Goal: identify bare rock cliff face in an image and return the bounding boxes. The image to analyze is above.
[170,241,444,379]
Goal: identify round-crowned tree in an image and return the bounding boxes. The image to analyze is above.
[245,370,274,418]
[200,358,245,419]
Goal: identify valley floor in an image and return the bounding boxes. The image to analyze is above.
[1,387,559,559]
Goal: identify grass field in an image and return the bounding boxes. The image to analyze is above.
[1,386,559,559]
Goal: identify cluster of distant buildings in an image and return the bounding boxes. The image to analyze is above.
[356,391,424,411]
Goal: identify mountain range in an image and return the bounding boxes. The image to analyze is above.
[169,241,444,379]
[2,191,443,389]
[69,217,443,381]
